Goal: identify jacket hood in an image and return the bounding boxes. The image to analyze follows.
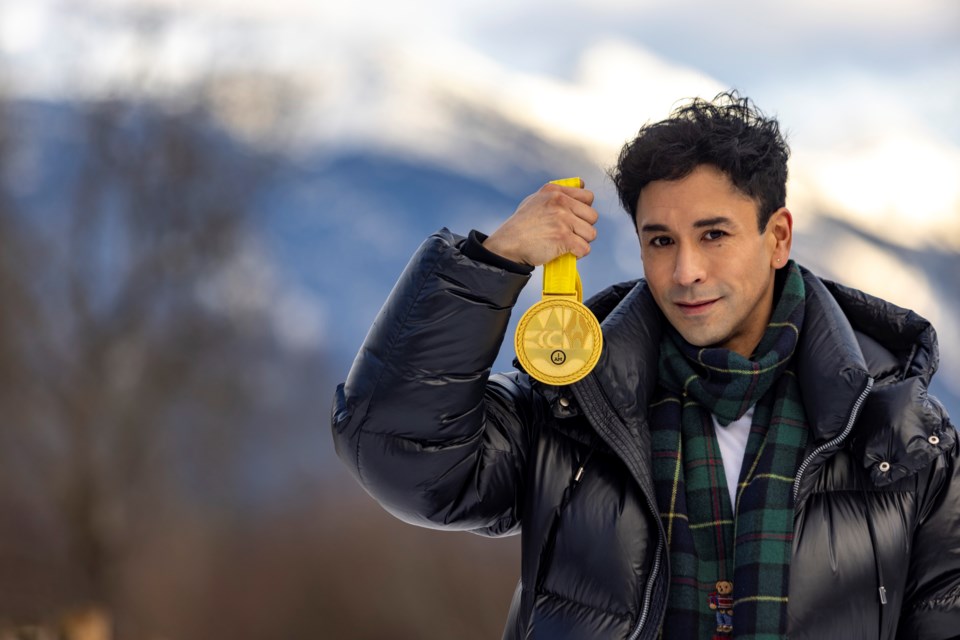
[565,265,954,487]
[818,277,955,487]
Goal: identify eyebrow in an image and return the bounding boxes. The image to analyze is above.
[693,216,734,229]
[639,216,735,234]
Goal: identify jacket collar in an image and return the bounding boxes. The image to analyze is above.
[794,268,872,442]
[569,265,949,484]
[575,269,872,442]
[568,267,938,450]
[812,273,954,486]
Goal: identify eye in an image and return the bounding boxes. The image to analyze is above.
[650,236,674,248]
[704,229,727,241]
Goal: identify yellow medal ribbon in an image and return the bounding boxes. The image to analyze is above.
[514,178,603,385]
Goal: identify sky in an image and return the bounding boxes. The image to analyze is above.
[1,0,958,248]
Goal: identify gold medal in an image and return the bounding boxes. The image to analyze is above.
[515,178,603,386]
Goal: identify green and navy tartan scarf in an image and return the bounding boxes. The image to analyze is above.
[651,261,809,640]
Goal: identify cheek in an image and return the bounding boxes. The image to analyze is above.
[641,251,669,281]
[731,248,768,288]
[641,258,671,300]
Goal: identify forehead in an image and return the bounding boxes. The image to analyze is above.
[634,165,758,228]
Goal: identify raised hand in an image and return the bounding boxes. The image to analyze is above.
[483,180,599,267]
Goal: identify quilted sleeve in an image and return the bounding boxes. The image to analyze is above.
[331,228,540,536]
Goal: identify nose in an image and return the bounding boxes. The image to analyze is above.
[673,244,706,287]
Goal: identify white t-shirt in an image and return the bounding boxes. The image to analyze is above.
[712,407,754,511]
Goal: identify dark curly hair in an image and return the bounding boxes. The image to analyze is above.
[609,91,789,232]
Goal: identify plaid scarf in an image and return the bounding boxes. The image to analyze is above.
[651,261,808,640]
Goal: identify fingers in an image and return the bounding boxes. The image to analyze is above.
[547,185,600,226]
[542,181,595,207]
[540,183,598,223]
[536,184,599,257]
[570,214,598,244]
[482,182,600,266]
[567,234,592,259]
[564,214,597,258]
[570,197,599,225]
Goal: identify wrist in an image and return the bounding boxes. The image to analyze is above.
[464,230,533,275]
[482,236,526,266]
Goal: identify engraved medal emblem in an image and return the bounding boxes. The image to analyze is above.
[515,178,603,386]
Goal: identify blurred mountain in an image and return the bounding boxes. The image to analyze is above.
[9,95,959,458]
[261,133,960,424]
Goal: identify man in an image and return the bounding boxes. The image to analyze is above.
[331,92,960,639]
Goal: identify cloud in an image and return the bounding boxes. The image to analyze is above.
[358,37,722,161]
[799,136,960,248]
[503,39,724,155]
[0,2,49,54]
[5,0,957,251]
[578,0,959,32]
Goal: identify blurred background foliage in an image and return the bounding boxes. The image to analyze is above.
[0,80,521,640]
[0,17,522,638]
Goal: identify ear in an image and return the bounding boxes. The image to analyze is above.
[766,208,793,268]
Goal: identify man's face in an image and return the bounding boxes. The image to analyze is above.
[635,164,791,357]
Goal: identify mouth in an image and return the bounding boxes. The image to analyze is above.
[674,298,719,316]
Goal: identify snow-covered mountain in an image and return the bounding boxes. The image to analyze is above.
[246,47,960,414]
[274,135,960,417]
[7,39,959,455]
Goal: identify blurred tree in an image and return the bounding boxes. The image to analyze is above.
[0,87,281,636]
[0,46,521,640]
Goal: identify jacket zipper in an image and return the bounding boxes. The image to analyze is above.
[569,382,667,640]
[792,377,874,502]
[628,534,663,640]
[536,454,594,592]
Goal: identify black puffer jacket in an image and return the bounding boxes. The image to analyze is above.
[332,229,960,639]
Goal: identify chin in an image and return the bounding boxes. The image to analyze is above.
[675,328,722,349]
